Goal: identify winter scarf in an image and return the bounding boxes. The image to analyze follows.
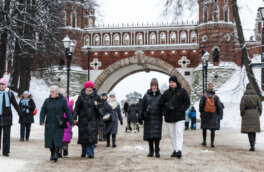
[108,97,119,110]
[21,98,30,113]
[0,90,11,115]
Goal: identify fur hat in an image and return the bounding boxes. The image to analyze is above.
[169,76,178,83]
[0,78,8,87]
[84,81,94,89]
[150,78,159,87]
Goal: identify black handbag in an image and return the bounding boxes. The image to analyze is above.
[56,115,68,128]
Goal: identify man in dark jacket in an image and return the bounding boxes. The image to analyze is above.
[0,78,22,157]
[159,76,190,158]
[98,93,108,141]
[199,83,222,148]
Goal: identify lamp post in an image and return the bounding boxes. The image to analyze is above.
[258,6,264,90]
[201,49,210,93]
[87,47,91,81]
[62,35,76,99]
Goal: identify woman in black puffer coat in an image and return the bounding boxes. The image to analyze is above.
[139,78,163,158]
[74,81,102,158]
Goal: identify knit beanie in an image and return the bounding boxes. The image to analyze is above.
[169,76,178,83]
[102,93,108,97]
[23,91,31,96]
[150,78,159,87]
[109,91,116,97]
[84,81,94,89]
[0,78,8,87]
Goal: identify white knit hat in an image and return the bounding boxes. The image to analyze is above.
[109,91,116,97]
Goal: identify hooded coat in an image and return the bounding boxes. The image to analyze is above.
[40,94,74,148]
[103,97,122,135]
[199,91,222,130]
[139,89,163,141]
[159,82,190,123]
[74,88,102,145]
[240,84,262,133]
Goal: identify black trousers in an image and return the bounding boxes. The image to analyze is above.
[148,139,160,153]
[0,126,11,155]
[203,129,215,143]
[248,132,256,143]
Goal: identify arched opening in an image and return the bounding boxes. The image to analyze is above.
[111,72,170,102]
[213,48,220,63]
[84,35,90,46]
[114,34,120,45]
[123,34,130,45]
[103,34,110,46]
[180,31,187,43]
[170,32,176,44]
[212,5,219,22]
[94,56,191,95]
[150,33,156,45]
[71,11,77,28]
[136,33,143,45]
[160,32,166,44]
[223,6,229,22]
[203,6,208,23]
[94,34,100,46]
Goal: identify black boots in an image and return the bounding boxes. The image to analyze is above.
[248,133,256,151]
[202,129,215,147]
[50,148,58,162]
[148,140,160,158]
[112,134,116,147]
[63,149,68,156]
[170,151,181,158]
[211,130,215,148]
[148,141,154,157]
[201,129,206,146]
[106,134,110,147]
[185,122,189,130]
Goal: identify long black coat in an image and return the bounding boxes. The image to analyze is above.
[127,104,138,122]
[139,89,163,141]
[159,83,190,123]
[74,89,102,145]
[103,100,122,135]
[199,91,222,130]
[40,94,74,148]
[0,90,22,127]
[19,98,36,124]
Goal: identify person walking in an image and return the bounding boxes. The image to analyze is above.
[40,86,74,162]
[103,91,123,147]
[139,78,163,158]
[74,81,102,158]
[98,93,108,141]
[240,83,262,151]
[199,83,222,148]
[185,106,191,130]
[159,76,190,158]
[127,99,139,133]
[57,89,74,157]
[217,101,224,130]
[189,106,197,130]
[0,78,22,157]
[19,91,36,142]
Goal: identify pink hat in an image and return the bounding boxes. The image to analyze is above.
[0,78,8,86]
[84,81,94,89]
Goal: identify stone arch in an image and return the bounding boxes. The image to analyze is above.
[94,55,191,95]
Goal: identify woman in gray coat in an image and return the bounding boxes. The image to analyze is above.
[103,91,123,147]
[240,83,262,151]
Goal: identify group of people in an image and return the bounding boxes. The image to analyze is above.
[0,75,262,162]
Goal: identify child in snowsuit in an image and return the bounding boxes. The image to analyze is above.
[189,106,196,130]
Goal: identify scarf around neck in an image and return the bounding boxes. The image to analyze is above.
[0,90,11,115]
[108,97,119,110]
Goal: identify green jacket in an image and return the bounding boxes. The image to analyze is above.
[40,94,74,148]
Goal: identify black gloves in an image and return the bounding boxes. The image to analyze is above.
[120,121,123,125]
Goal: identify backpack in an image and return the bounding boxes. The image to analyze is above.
[204,94,216,113]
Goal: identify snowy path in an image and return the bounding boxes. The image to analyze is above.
[0,121,264,172]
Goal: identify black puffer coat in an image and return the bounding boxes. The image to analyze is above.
[0,90,22,127]
[74,88,102,145]
[19,98,36,124]
[139,89,163,141]
[199,91,222,130]
[127,104,138,122]
[159,83,190,123]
